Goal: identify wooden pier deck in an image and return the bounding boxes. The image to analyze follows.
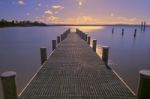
[18,31,137,99]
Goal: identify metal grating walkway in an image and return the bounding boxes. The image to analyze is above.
[19,32,137,99]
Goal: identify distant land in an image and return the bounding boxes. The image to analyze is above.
[48,24,145,27]
[0,19,47,27]
[0,19,148,28]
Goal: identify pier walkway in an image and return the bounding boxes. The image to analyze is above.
[19,31,136,99]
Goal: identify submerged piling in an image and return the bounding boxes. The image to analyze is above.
[122,28,124,36]
[1,71,17,99]
[143,21,146,32]
[134,29,137,38]
[112,28,114,34]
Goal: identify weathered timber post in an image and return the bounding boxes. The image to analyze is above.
[40,47,47,64]
[138,70,150,99]
[134,29,137,38]
[112,28,114,34]
[61,34,63,41]
[122,28,124,36]
[1,71,17,99]
[143,21,146,32]
[87,36,91,45]
[141,21,143,32]
[102,46,109,66]
[57,36,61,44]
[85,34,88,41]
[92,39,97,52]
[52,40,56,51]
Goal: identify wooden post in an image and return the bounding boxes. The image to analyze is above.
[122,28,124,36]
[57,36,60,44]
[134,29,137,38]
[1,71,17,99]
[52,40,56,51]
[112,28,114,34]
[61,34,63,41]
[92,39,97,52]
[141,22,143,32]
[143,21,146,32]
[87,36,91,45]
[40,47,47,64]
[102,46,109,65]
[138,70,150,99]
[85,34,87,41]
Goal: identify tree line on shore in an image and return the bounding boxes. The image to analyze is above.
[0,19,47,27]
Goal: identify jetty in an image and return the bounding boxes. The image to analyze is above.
[1,29,150,99]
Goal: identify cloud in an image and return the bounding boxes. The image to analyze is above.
[77,0,86,6]
[38,3,42,7]
[44,10,53,15]
[26,13,30,16]
[79,1,83,6]
[47,16,59,22]
[52,5,64,10]
[110,13,114,17]
[18,0,25,5]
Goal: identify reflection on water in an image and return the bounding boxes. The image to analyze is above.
[78,26,150,94]
[69,26,105,32]
[0,26,150,98]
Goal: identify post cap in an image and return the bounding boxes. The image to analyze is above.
[102,46,110,49]
[1,71,16,78]
[140,70,150,79]
[40,47,46,49]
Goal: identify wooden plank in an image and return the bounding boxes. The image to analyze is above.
[19,32,137,99]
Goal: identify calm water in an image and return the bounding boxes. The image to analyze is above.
[0,26,150,98]
[0,27,67,98]
[86,26,150,94]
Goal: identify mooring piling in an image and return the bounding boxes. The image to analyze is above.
[112,28,114,34]
[134,29,137,38]
[138,70,150,99]
[1,71,17,99]
[122,28,124,36]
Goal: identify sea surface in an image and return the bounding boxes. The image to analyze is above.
[0,26,150,98]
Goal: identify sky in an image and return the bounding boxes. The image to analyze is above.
[0,0,150,24]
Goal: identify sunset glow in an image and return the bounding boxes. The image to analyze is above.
[0,0,149,24]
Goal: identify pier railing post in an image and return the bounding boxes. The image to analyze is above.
[138,70,150,99]
[40,47,47,64]
[1,71,17,99]
[102,46,109,66]
[57,36,60,44]
[85,34,88,41]
[92,39,97,52]
[61,34,63,41]
[87,36,91,45]
[52,40,56,51]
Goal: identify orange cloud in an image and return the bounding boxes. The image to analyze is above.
[35,14,141,24]
[47,16,59,22]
